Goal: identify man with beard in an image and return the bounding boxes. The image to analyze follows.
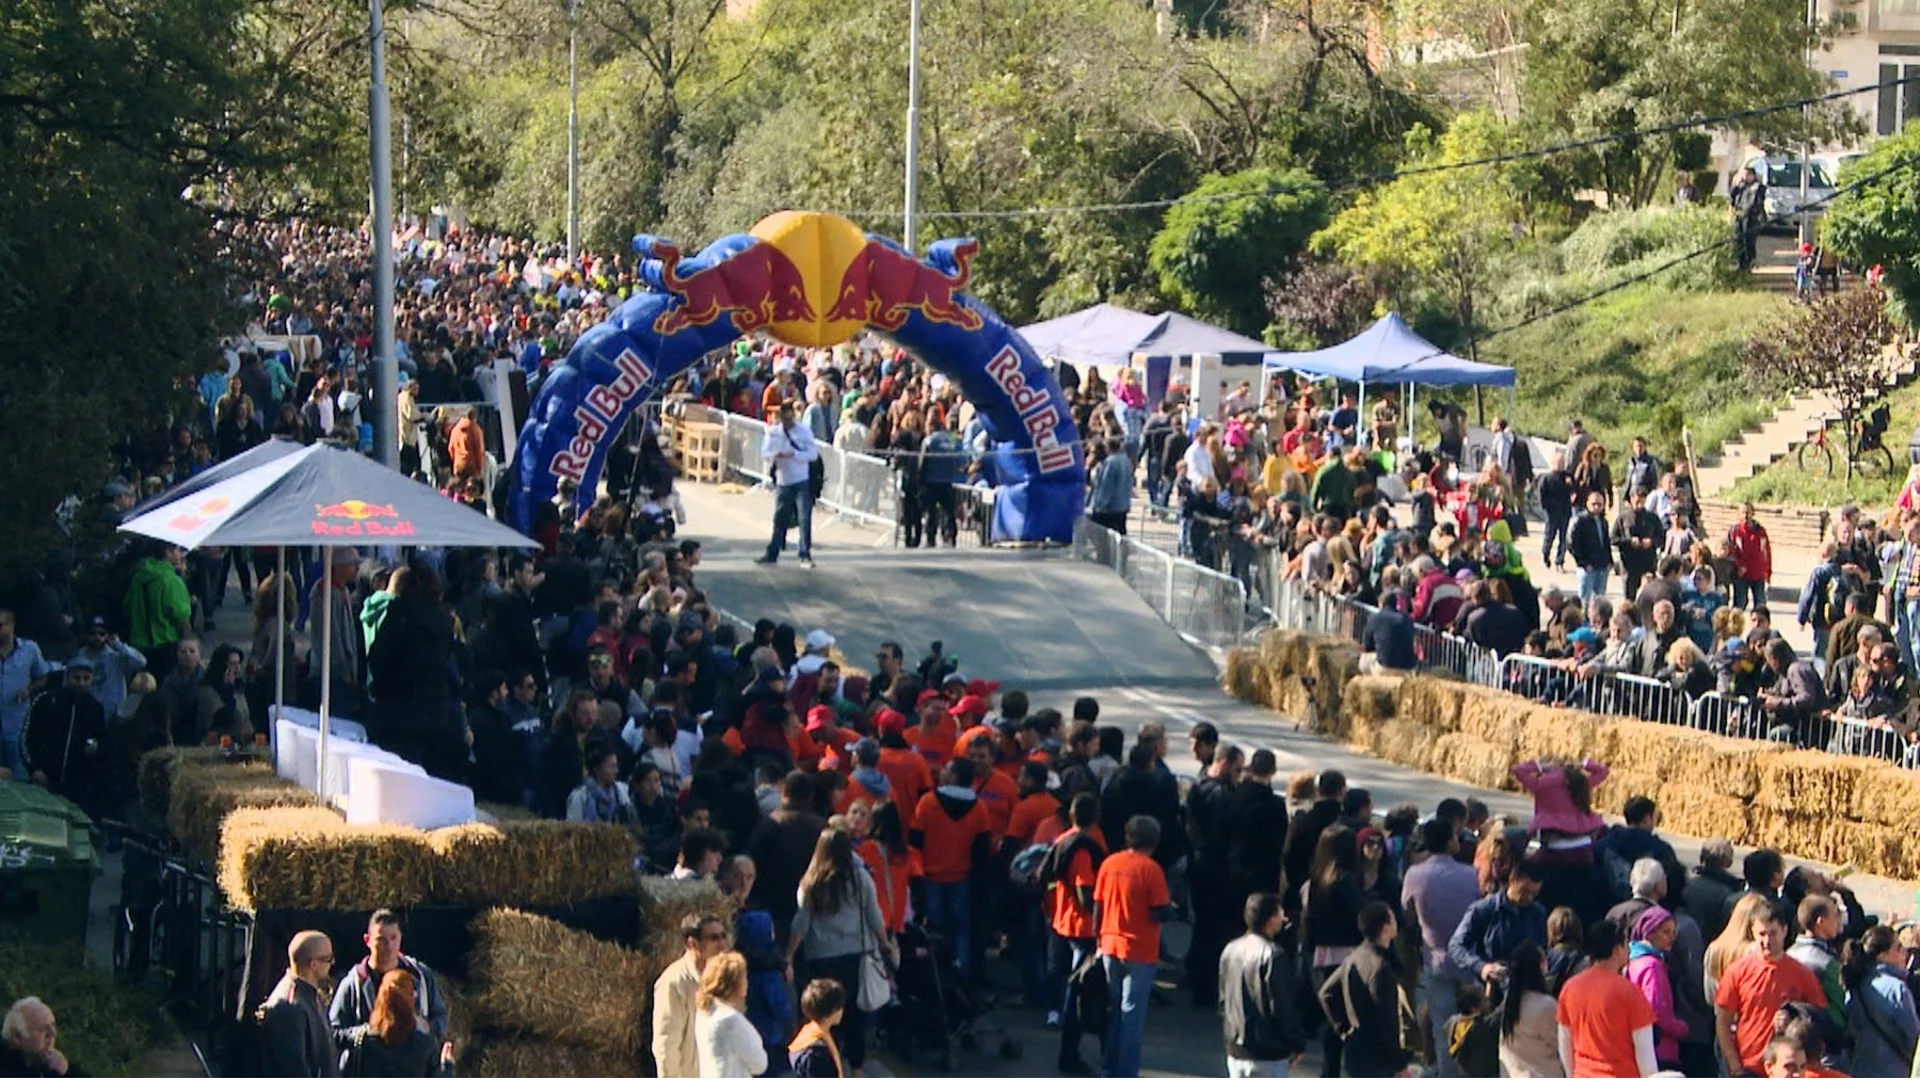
[22,658,108,807]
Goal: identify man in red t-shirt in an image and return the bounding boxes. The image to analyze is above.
[1048,793,1105,1075]
[909,757,992,983]
[1556,918,1657,1077]
[904,690,957,766]
[1716,903,1826,1076]
[1094,815,1172,1078]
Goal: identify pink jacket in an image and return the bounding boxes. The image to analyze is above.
[1625,950,1688,1064]
[1512,759,1607,836]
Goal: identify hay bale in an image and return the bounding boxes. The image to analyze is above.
[1398,677,1466,734]
[1455,688,1530,752]
[138,746,239,820]
[1850,764,1920,827]
[439,977,478,1059]
[475,801,541,824]
[636,876,735,950]
[217,806,436,912]
[1222,649,1261,703]
[1304,638,1360,717]
[1373,721,1441,772]
[1430,734,1516,791]
[1513,706,1601,763]
[464,1038,636,1078]
[1257,629,1310,676]
[1754,751,1869,814]
[468,909,654,1058]
[1656,786,1752,844]
[1653,729,1777,800]
[1344,675,1402,724]
[428,821,639,908]
[168,759,318,864]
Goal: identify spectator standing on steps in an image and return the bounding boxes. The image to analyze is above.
[1731,167,1766,273]
[1569,491,1613,605]
[1727,502,1774,613]
[755,400,820,569]
[1614,487,1663,601]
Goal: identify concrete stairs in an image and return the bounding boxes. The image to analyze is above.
[1692,391,1835,496]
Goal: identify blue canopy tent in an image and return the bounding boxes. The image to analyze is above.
[1261,312,1514,448]
[1018,303,1273,403]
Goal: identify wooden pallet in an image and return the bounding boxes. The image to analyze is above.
[676,421,724,482]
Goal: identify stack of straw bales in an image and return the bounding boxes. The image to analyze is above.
[1225,627,1920,881]
[168,758,320,863]
[217,808,436,911]
[427,822,638,907]
[462,908,664,1077]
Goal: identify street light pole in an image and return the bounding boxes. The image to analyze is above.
[567,0,581,263]
[370,0,398,471]
[903,0,922,254]
[1801,0,1816,246]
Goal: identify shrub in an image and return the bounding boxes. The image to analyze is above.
[1560,205,1740,293]
[0,940,165,1076]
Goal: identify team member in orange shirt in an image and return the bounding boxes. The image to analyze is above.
[949,696,996,761]
[1094,815,1172,1078]
[1556,919,1658,1077]
[837,738,890,814]
[1715,904,1827,1077]
[966,738,1019,837]
[910,757,993,982]
[904,690,958,767]
[1047,793,1105,1073]
[1006,762,1059,846]
[964,736,1019,980]
[806,705,858,773]
[872,711,932,824]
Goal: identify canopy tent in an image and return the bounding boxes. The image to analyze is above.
[1260,313,1514,387]
[119,443,534,795]
[127,436,307,515]
[1017,303,1272,367]
[1261,313,1515,452]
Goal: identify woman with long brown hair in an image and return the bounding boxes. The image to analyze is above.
[1303,824,1364,1077]
[340,969,443,1077]
[784,828,887,1074]
[1572,442,1613,511]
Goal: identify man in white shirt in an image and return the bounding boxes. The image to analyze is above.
[755,401,821,568]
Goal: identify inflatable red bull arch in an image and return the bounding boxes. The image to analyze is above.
[511,210,1086,544]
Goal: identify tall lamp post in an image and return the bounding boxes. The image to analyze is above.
[903,0,922,254]
[567,0,581,263]
[370,0,398,471]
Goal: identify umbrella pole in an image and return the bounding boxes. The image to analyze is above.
[1358,383,1368,450]
[1408,383,1416,451]
[317,555,332,803]
[274,547,285,734]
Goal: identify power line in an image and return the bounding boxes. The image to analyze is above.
[820,75,1906,222]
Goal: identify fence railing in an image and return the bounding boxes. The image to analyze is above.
[1072,516,1250,650]
[715,412,898,530]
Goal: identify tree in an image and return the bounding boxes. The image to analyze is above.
[1821,129,1920,325]
[1741,285,1901,477]
[0,0,358,579]
[1314,112,1537,356]
[1264,257,1375,350]
[1148,168,1329,334]
[1520,0,1858,208]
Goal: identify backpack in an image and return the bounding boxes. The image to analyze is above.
[1037,830,1105,894]
[1821,569,1852,627]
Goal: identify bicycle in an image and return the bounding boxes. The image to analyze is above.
[1797,409,1895,479]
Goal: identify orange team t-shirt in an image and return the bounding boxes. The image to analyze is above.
[973,770,1019,837]
[1555,966,1657,1078]
[913,791,991,885]
[1007,791,1060,847]
[721,724,821,768]
[1094,849,1171,964]
[1715,952,1828,1074]
[905,718,958,766]
[1050,831,1102,940]
[856,839,912,934]
[875,746,933,822]
[811,726,859,772]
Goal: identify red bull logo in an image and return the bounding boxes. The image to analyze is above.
[648,240,817,338]
[551,349,654,486]
[986,345,1075,474]
[312,500,413,538]
[826,239,983,333]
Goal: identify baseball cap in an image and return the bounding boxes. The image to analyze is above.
[853,737,881,767]
[805,628,835,653]
[965,679,1000,697]
[64,656,94,673]
[916,689,947,709]
[951,695,988,722]
[805,705,836,730]
[677,610,706,634]
[102,481,132,499]
[875,709,908,738]
[941,672,967,688]
[87,615,108,632]
[1568,627,1600,647]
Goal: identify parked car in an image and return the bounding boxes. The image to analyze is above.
[1744,155,1836,231]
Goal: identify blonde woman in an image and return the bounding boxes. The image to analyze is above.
[1704,892,1772,1003]
[695,952,765,1078]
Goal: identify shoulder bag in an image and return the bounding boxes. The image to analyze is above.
[856,873,893,1012]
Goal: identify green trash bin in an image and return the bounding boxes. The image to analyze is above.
[0,781,100,946]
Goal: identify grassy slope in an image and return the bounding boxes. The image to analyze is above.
[1472,285,1786,464]
[1726,379,1920,509]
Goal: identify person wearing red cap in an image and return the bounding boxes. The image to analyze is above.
[873,710,931,824]
[905,690,957,767]
[949,695,995,761]
[805,705,857,774]
[965,678,1000,713]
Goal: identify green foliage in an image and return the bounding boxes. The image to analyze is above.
[1558,205,1741,293]
[1315,112,1540,353]
[1822,128,1920,325]
[1147,168,1329,335]
[0,940,165,1076]
[1520,0,1857,208]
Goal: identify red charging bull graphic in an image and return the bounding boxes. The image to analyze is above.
[826,238,984,332]
[647,239,816,337]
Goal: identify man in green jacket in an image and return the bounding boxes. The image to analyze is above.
[1311,452,1356,520]
[125,545,191,681]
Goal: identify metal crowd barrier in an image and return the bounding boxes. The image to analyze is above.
[1073,516,1250,650]
[715,412,897,530]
